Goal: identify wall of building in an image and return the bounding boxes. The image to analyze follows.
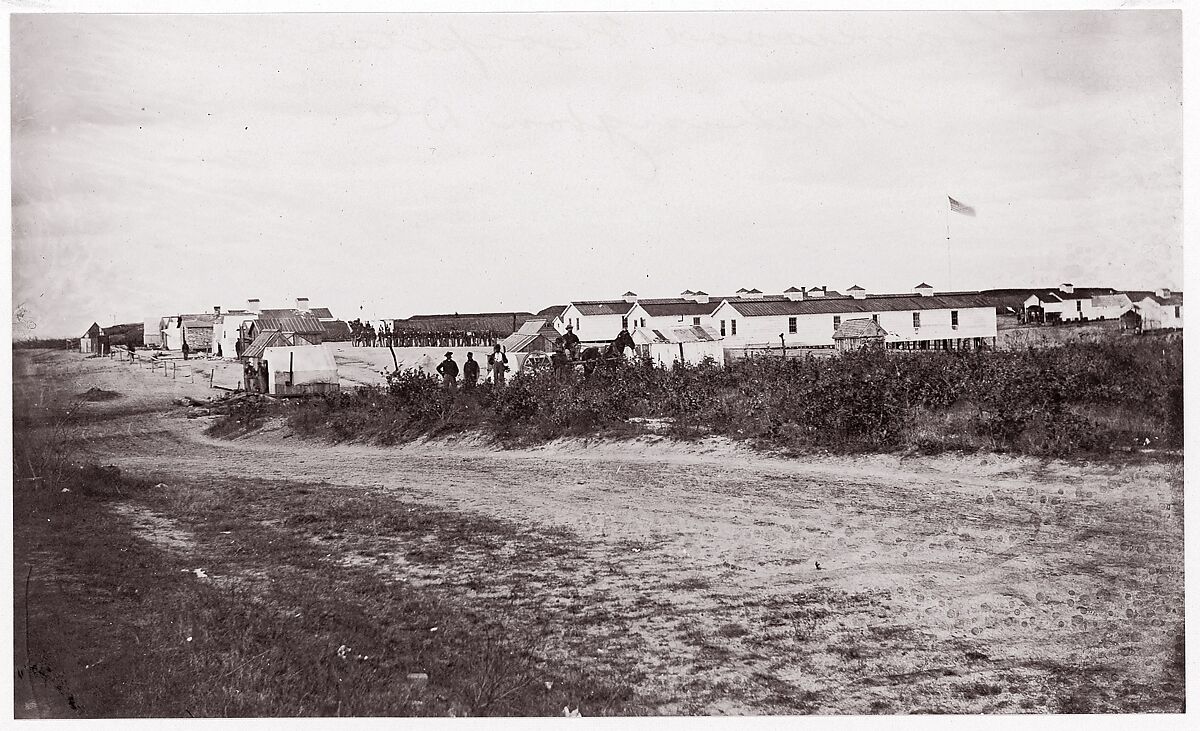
[560,305,630,342]
[713,303,997,348]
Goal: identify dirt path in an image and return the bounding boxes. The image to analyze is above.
[14,350,1186,714]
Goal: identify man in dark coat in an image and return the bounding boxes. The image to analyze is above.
[462,352,480,390]
[561,324,580,359]
[436,351,459,390]
[181,336,190,361]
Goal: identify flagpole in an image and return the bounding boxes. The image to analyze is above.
[945,198,952,290]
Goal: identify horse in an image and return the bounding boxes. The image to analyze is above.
[581,330,636,376]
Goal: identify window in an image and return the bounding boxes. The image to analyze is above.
[621,316,628,330]
[640,318,646,328]
[575,318,580,330]
[913,312,921,328]
[833,315,841,330]
[951,310,959,328]
[1076,300,1082,312]
[788,317,797,334]
[1175,306,1181,318]
[720,320,726,336]
[693,317,701,326]
[731,319,737,335]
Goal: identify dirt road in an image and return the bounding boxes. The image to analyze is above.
[14,349,1185,714]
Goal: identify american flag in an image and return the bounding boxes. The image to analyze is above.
[949,196,976,217]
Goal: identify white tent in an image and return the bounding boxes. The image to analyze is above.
[262,345,340,396]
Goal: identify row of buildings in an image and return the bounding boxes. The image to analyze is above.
[138,298,352,357]
[80,282,1183,364]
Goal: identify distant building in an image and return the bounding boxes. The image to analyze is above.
[630,325,724,367]
[80,322,103,354]
[1127,288,1184,331]
[712,284,997,352]
[832,318,888,352]
[212,298,338,359]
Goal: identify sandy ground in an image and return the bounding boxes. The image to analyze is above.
[13,349,1186,714]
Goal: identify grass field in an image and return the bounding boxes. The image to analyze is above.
[12,349,1185,716]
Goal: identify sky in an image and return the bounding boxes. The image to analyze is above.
[9,9,1184,337]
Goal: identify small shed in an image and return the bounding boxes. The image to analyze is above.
[80,323,103,353]
[631,325,723,367]
[499,319,563,353]
[259,345,340,397]
[832,318,887,352]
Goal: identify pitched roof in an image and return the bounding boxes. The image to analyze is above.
[256,314,325,335]
[321,320,353,342]
[241,329,317,359]
[82,322,102,337]
[914,282,933,288]
[723,292,993,317]
[259,307,334,319]
[572,301,636,316]
[833,318,888,340]
[394,312,533,333]
[1127,290,1184,306]
[635,298,724,317]
[847,285,865,292]
[176,313,218,326]
[633,325,722,344]
[500,319,563,352]
[536,304,568,320]
[783,286,803,293]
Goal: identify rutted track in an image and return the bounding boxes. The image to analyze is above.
[15,350,1186,714]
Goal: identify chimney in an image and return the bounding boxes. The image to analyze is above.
[848,285,866,300]
[247,298,261,313]
[213,305,222,315]
[914,283,934,297]
[296,297,310,312]
[1060,283,1075,295]
[822,286,827,296]
[622,291,638,304]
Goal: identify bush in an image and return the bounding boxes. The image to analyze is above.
[265,338,1182,457]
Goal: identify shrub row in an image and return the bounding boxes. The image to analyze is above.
[278,338,1182,456]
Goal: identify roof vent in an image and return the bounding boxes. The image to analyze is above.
[1060,283,1075,295]
[693,291,710,304]
[296,297,310,312]
[807,286,825,299]
[848,285,867,300]
[914,283,934,297]
[247,298,261,313]
[784,286,805,301]
[1158,287,1172,298]
[743,288,763,300]
[622,291,638,304]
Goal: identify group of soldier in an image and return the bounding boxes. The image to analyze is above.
[436,343,510,390]
[348,319,507,348]
[433,324,584,389]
